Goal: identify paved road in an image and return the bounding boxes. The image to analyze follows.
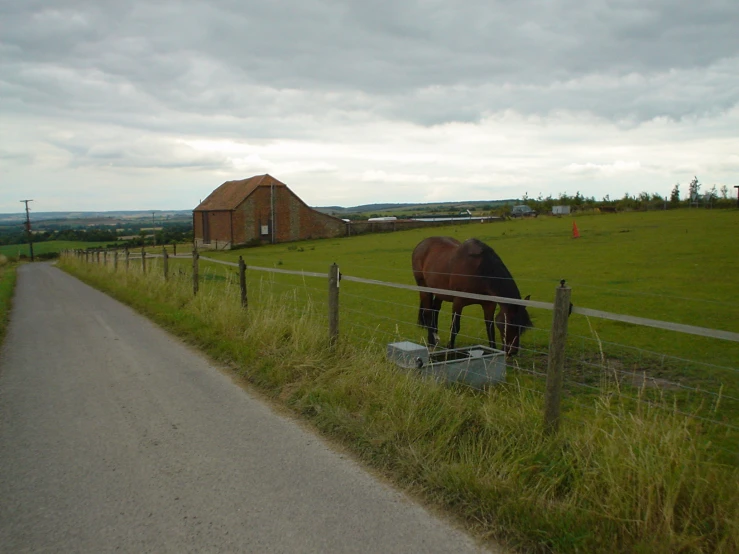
[0,263,499,553]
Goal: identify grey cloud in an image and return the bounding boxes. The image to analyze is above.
[1,0,738,161]
[43,132,232,170]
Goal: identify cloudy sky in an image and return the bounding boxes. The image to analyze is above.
[1,0,738,212]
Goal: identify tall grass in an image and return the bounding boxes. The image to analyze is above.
[60,254,739,553]
[0,255,17,343]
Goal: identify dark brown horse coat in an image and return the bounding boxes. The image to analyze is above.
[411,236,531,355]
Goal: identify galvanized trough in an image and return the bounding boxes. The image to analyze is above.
[386,341,506,388]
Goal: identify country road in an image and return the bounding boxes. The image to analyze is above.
[0,263,501,553]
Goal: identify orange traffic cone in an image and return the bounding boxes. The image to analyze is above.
[572,221,580,239]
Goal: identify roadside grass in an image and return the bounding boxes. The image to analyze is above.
[60,253,739,553]
[0,240,112,259]
[0,255,18,343]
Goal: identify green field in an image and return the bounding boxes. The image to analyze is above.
[202,208,738,369]
[58,208,739,553]
[0,240,113,258]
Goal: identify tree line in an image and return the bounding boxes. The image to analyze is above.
[0,222,193,247]
[514,177,735,215]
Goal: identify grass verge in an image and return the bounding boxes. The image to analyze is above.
[59,255,739,553]
[0,256,18,343]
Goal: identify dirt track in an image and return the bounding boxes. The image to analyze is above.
[0,263,500,553]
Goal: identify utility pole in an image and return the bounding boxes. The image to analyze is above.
[20,199,34,261]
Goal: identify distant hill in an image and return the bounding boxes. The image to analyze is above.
[314,203,418,214]
[315,199,515,215]
[0,210,192,225]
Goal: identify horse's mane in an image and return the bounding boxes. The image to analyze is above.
[466,238,533,330]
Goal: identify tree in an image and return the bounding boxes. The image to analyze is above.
[670,183,680,205]
[720,185,728,199]
[688,176,701,205]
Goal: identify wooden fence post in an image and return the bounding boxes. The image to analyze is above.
[544,280,572,435]
[141,247,146,273]
[192,245,199,296]
[163,246,169,281]
[96,250,101,264]
[328,263,340,348]
[113,249,118,271]
[238,256,247,308]
[125,248,129,271]
[173,243,177,257]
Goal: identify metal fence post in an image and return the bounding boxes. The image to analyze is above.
[163,246,168,281]
[192,245,199,296]
[239,256,247,308]
[544,280,572,435]
[328,263,340,348]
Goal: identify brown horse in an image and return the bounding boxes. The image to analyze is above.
[412,236,532,355]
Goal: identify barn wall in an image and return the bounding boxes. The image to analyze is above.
[290,189,345,241]
[232,186,346,245]
[194,210,233,249]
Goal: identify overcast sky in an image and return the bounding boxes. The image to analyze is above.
[1,0,738,212]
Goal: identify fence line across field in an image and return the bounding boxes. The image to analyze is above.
[78,249,739,343]
[189,254,739,344]
[68,247,739,438]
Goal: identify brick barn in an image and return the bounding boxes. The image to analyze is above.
[193,174,347,249]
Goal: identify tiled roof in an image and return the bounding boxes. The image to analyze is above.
[194,174,287,211]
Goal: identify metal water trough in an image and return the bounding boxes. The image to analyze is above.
[386,342,506,388]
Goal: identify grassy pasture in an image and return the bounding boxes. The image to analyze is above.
[199,211,737,372]
[0,257,17,342]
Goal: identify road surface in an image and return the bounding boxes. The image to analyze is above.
[0,263,500,553]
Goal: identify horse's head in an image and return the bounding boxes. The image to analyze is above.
[495,295,532,356]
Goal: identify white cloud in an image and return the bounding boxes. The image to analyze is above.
[565,161,642,176]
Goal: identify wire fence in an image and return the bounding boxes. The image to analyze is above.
[65,246,739,461]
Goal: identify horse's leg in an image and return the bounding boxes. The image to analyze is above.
[447,298,463,349]
[431,296,442,346]
[483,302,497,350]
[417,291,430,326]
[417,291,438,345]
